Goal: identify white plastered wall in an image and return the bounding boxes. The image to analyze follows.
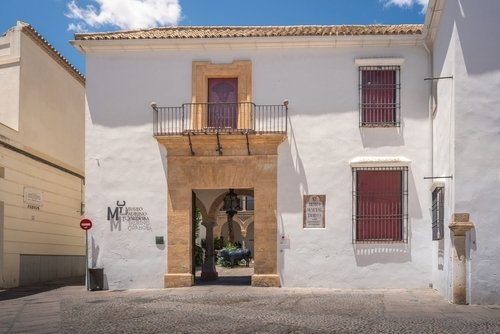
[84,53,169,289]
[83,38,432,289]
[273,46,431,288]
[432,0,500,304]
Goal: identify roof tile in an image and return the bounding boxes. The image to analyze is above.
[75,25,423,41]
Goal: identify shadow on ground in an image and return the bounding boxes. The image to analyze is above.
[195,265,253,286]
[195,275,251,286]
[0,276,84,301]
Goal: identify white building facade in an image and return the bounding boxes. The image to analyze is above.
[73,0,500,304]
[426,0,500,305]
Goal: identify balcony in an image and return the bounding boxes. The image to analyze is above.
[152,102,288,136]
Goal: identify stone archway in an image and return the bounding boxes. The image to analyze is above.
[209,189,254,239]
[158,141,283,288]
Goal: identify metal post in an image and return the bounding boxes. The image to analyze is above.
[85,230,89,290]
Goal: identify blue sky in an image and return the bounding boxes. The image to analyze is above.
[0,0,428,75]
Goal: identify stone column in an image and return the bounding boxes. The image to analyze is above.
[201,220,218,281]
[241,228,247,249]
[164,159,194,288]
[251,160,280,287]
[449,213,474,305]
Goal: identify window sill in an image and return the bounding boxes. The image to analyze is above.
[354,240,408,244]
[360,122,400,128]
[349,156,411,168]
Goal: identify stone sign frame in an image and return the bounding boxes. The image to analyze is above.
[303,195,326,229]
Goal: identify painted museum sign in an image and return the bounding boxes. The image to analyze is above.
[303,195,326,228]
[107,201,152,232]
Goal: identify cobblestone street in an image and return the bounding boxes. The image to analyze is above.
[1,277,499,334]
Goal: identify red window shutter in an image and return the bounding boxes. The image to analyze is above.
[356,170,402,241]
[362,69,396,124]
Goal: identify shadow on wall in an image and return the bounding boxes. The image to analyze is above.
[360,127,405,148]
[277,213,291,286]
[85,57,184,128]
[278,115,308,214]
[438,238,445,270]
[353,168,423,266]
[434,0,500,77]
[91,236,100,268]
[408,169,423,220]
[157,144,168,180]
[353,243,411,266]
[456,0,500,75]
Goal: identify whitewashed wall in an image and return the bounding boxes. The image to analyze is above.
[430,0,456,304]
[85,53,170,289]
[274,46,432,288]
[83,38,432,289]
[433,0,500,304]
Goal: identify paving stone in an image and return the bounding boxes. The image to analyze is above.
[0,280,499,333]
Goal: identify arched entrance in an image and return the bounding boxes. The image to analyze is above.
[193,189,255,285]
[157,135,284,288]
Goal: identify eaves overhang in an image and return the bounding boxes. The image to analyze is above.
[71,34,425,54]
[423,0,447,45]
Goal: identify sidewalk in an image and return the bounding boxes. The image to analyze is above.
[0,277,499,333]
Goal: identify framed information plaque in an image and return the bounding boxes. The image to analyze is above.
[303,195,326,228]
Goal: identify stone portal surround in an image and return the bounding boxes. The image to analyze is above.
[156,135,285,288]
[157,59,284,288]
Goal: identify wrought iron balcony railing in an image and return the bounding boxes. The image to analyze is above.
[152,102,288,136]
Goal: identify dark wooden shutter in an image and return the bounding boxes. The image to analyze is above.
[356,170,402,241]
[362,69,396,124]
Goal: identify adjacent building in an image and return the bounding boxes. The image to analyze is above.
[425,0,500,305]
[72,0,500,304]
[0,22,85,287]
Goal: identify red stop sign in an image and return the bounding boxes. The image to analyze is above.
[80,219,92,230]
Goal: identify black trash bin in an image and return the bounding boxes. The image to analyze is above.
[88,268,104,291]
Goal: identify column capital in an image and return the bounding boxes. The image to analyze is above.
[201,220,216,228]
[449,213,474,236]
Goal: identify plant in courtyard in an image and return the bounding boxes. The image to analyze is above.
[194,244,204,267]
[213,237,224,251]
[216,243,242,267]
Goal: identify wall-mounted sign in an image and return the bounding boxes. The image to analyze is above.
[80,218,93,230]
[24,187,44,209]
[303,195,326,228]
[107,201,152,232]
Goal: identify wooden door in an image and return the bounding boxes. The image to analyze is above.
[208,78,238,128]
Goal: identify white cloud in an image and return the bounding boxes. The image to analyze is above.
[67,22,88,33]
[382,0,429,13]
[66,0,181,31]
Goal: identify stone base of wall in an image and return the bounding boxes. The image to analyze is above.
[251,274,281,287]
[164,273,194,288]
[19,255,85,287]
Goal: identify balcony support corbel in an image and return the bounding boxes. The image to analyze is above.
[215,131,223,156]
[245,132,251,155]
[188,132,195,156]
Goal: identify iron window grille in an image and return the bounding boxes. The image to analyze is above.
[359,66,401,127]
[432,187,444,240]
[352,166,408,243]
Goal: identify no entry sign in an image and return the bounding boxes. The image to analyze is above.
[80,218,93,230]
